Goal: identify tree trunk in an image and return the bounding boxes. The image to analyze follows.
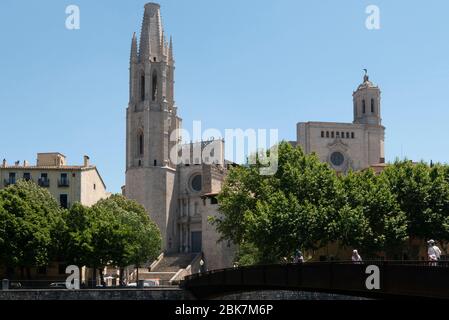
[119,267,124,287]
[99,268,105,287]
[79,267,83,289]
[93,267,97,288]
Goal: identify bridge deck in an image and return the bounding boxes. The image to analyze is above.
[182,261,449,299]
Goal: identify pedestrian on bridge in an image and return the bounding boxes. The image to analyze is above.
[427,240,441,266]
[352,250,363,264]
[293,249,304,264]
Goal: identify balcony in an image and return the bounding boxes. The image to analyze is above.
[58,178,70,187]
[38,178,50,188]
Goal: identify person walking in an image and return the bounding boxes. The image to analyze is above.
[352,249,363,264]
[297,250,304,264]
[427,240,442,266]
[293,249,304,264]
[199,258,206,273]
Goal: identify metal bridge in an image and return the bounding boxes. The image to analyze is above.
[182,261,449,299]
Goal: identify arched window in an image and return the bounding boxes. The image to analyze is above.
[138,132,144,156]
[152,72,158,101]
[362,100,366,114]
[140,75,145,101]
[371,98,375,113]
[326,131,329,138]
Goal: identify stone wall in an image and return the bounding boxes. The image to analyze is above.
[0,288,194,300]
[215,290,370,300]
[0,288,371,300]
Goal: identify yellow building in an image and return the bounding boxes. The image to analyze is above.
[0,152,109,208]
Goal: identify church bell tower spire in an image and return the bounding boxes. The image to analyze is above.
[126,3,181,252]
[353,69,382,126]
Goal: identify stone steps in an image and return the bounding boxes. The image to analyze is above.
[137,272,177,282]
[151,253,197,273]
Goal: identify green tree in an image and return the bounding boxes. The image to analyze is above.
[0,180,64,278]
[63,203,116,286]
[215,142,341,264]
[94,195,161,284]
[382,161,449,246]
[64,195,161,286]
[339,170,408,257]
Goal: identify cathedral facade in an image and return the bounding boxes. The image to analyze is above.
[124,3,234,271]
[296,72,385,172]
[123,3,386,270]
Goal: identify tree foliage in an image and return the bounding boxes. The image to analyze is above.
[92,195,161,269]
[215,142,449,265]
[216,142,341,263]
[0,180,64,270]
[62,195,161,269]
[0,181,161,280]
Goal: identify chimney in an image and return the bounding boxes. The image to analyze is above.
[2,159,6,168]
[23,160,29,167]
[83,155,90,167]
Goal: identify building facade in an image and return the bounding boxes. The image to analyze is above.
[124,3,235,270]
[124,3,387,270]
[296,72,385,172]
[0,153,109,208]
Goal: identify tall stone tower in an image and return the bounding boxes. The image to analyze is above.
[352,70,385,164]
[353,70,381,126]
[125,3,181,251]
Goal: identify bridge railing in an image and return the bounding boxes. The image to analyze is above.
[183,260,449,299]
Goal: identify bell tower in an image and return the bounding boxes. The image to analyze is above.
[353,70,381,126]
[352,70,385,165]
[126,3,181,252]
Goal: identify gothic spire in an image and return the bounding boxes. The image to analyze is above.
[155,6,163,57]
[139,3,164,60]
[168,36,174,62]
[139,9,150,60]
[130,32,138,63]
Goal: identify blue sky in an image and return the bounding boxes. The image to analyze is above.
[1,0,449,193]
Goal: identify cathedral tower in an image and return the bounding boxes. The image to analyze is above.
[352,70,385,164]
[353,70,382,125]
[125,3,181,251]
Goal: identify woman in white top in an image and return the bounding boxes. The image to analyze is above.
[352,249,363,263]
[427,240,441,266]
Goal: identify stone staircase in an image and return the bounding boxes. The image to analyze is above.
[151,253,197,272]
[131,253,198,285]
